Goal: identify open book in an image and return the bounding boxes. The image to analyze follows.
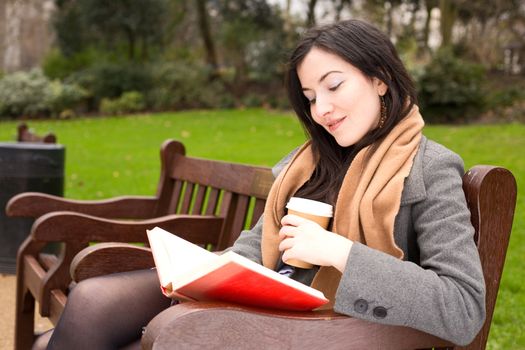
[146,226,329,311]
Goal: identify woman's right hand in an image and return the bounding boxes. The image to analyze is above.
[279,214,353,273]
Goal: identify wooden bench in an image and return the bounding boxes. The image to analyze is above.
[6,139,274,350]
[17,123,57,143]
[8,137,517,349]
[71,165,517,350]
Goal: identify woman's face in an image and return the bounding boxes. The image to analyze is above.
[297,47,387,147]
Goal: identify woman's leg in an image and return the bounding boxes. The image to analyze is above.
[47,268,171,350]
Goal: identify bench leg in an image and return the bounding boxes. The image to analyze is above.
[15,285,37,350]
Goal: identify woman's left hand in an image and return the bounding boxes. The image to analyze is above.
[278,214,353,273]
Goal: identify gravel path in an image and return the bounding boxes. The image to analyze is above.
[0,274,53,350]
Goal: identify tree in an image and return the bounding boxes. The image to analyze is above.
[422,0,439,52]
[439,0,459,48]
[53,0,90,56]
[444,0,524,68]
[196,0,219,77]
[53,0,174,61]
[333,0,352,22]
[307,0,318,27]
[82,0,171,60]
[209,0,287,97]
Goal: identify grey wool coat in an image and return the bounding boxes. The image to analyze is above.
[229,136,486,346]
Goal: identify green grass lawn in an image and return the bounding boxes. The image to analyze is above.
[1,109,523,349]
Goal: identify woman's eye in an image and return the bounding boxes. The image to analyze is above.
[329,81,343,91]
[304,94,316,104]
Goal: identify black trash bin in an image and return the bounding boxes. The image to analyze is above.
[0,142,65,274]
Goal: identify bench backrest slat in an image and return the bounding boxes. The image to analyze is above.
[180,182,194,213]
[155,140,274,250]
[205,188,221,215]
[191,185,207,215]
[169,155,273,199]
[252,198,266,225]
[167,180,183,214]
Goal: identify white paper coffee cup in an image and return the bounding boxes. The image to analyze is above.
[284,197,333,269]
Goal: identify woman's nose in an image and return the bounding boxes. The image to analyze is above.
[314,95,333,118]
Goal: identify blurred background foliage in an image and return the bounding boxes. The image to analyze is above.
[0,0,524,123]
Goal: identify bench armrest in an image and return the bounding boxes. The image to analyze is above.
[6,192,159,219]
[70,243,155,282]
[141,302,453,350]
[29,211,224,244]
[71,245,226,283]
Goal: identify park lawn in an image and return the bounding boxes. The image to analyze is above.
[0,109,523,349]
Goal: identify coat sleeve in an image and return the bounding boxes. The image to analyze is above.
[333,148,486,346]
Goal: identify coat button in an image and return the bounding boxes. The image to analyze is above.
[354,299,368,314]
[373,306,388,319]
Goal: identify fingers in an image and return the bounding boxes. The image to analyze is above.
[279,224,296,240]
[280,214,309,227]
[278,214,319,255]
[278,236,294,252]
[281,248,293,263]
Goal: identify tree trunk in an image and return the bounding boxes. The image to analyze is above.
[196,0,219,78]
[141,36,148,61]
[423,3,432,50]
[439,0,457,48]
[420,0,438,54]
[124,27,136,60]
[283,0,294,47]
[307,0,318,27]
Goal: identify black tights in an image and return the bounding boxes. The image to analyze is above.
[47,268,172,350]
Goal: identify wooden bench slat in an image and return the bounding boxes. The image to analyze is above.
[170,155,274,199]
[205,188,220,215]
[233,195,251,233]
[48,290,67,324]
[167,180,183,214]
[180,182,194,214]
[192,185,207,215]
[252,198,266,227]
[37,253,59,271]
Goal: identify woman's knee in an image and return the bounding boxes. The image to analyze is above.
[70,269,166,307]
[66,275,117,313]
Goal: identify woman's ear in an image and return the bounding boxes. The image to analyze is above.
[374,78,388,96]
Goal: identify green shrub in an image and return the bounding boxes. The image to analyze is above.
[487,86,525,109]
[43,48,99,80]
[99,98,119,115]
[146,61,234,110]
[417,48,486,123]
[47,80,89,115]
[266,94,290,110]
[66,62,153,106]
[0,69,87,118]
[99,91,145,115]
[0,69,50,117]
[241,93,263,108]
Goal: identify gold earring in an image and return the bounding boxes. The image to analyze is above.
[378,96,387,129]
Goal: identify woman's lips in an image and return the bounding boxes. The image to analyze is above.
[327,116,346,132]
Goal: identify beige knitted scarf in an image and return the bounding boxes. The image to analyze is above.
[261,105,424,307]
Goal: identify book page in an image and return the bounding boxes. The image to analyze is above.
[148,227,328,309]
[147,227,218,288]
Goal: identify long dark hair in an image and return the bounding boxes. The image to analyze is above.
[287,19,417,205]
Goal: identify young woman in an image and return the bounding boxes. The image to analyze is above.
[46,19,485,349]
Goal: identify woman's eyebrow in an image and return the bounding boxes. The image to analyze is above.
[319,70,343,83]
[302,70,343,91]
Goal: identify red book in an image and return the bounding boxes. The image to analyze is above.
[147,227,329,311]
